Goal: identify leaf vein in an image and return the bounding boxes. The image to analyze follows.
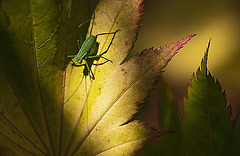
[0,111,46,155]
[0,131,36,156]
[30,2,55,155]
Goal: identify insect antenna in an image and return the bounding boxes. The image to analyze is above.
[89,13,95,36]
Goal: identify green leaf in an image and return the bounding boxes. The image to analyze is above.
[182,39,233,155]
[156,80,182,155]
[230,117,240,155]
[0,0,195,155]
[0,0,89,155]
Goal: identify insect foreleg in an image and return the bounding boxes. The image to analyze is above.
[68,55,77,58]
[78,17,95,48]
[79,18,93,29]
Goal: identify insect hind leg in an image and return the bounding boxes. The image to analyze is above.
[99,56,113,63]
[97,29,119,56]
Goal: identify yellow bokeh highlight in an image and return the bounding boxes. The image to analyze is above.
[163,14,240,91]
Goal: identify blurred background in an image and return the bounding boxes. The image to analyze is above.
[134,0,240,119]
[90,0,240,120]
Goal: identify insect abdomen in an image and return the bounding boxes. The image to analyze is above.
[77,35,96,60]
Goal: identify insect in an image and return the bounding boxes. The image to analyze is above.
[68,18,119,80]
